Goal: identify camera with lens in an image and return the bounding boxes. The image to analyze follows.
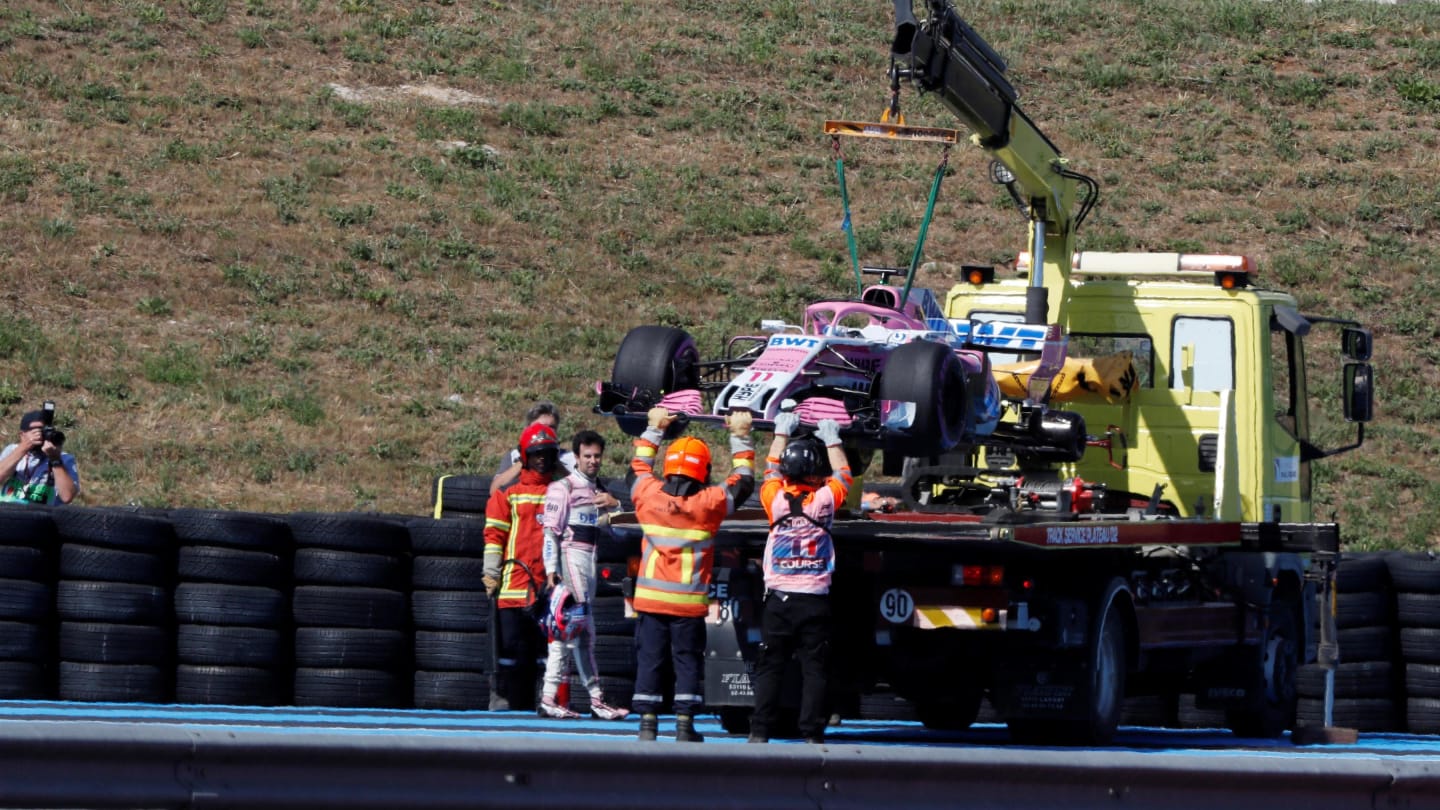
[39,401,65,448]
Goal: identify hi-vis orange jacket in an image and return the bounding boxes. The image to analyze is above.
[483,468,553,610]
[629,436,753,618]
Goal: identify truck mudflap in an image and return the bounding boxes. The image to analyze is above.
[703,565,761,710]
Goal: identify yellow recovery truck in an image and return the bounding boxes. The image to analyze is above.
[601,0,1375,744]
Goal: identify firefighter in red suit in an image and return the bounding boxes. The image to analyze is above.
[483,422,559,711]
[629,406,755,742]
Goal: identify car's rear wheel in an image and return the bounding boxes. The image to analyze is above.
[877,340,968,456]
[610,326,700,436]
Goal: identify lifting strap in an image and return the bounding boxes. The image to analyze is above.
[900,144,950,310]
[831,135,864,298]
[829,133,952,307]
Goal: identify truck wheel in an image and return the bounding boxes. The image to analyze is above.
[1226,597,1298,738]
[917,685,984,731]
[609,326,699,436]
[1082,599,1128,743]
[1008,592,1127,745]
[877,340,968,457]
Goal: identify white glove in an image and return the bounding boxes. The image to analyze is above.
[772,411,799,438]
[815,419,842,447]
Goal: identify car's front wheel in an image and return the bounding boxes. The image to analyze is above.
[877,340,969,456]
[608,325,700,436]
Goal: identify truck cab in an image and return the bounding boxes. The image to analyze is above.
[943,250,1373,523]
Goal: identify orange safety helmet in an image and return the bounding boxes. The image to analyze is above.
[518,422,559,463]
[662,436,712,482]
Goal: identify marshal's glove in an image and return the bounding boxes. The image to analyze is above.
[648,407,676,431]
[725,410,754,438]
[482,574,500,598]
[643,406,675,445]
[772,411,799,438]
[815,419,843,447]
[726,410,755,458]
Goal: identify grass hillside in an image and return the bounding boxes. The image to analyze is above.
[0,1,1436,548]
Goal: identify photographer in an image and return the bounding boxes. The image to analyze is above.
[0,406,79,505]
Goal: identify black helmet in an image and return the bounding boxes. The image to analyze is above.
[779,437,829,480]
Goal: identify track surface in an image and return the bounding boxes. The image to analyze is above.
[2,699,1438,758]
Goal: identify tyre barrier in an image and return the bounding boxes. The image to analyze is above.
[5,500,1440,735]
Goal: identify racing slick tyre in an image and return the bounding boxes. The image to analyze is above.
[876,340,968,457]
[608,326,699,437]
[1226,596,1299,738]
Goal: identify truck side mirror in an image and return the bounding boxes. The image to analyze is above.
[1344,363,1373,423]
[1342,327,1372,362]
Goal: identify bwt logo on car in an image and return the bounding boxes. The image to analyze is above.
[768,335,820,349]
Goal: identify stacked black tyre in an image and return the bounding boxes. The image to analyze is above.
[53,507,175,703]
[1386,552,1440,733]
[408,517,492,709]
[0,505,58,698]
[288,513,411,708]
[1296,552,1401,732]
[170,509,292,705]
[430,475,490,520]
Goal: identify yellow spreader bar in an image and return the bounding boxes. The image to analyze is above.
[824,120,962,144]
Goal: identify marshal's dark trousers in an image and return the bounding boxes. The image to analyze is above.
[632,612,705,716]
[750,590,831,739]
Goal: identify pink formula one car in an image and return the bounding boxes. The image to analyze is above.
[596,279,1087,465]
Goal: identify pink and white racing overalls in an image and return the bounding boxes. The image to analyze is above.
[540,470,615,701]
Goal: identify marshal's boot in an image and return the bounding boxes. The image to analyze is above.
[675,714,705,743]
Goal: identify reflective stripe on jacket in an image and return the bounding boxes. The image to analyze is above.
[629,436,751,617]
[484,476,550,609]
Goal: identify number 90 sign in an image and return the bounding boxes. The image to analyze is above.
[879,588,914,624]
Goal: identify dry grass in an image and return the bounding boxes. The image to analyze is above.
[0,0,1437,547]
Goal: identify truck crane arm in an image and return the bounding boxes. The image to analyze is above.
[889,0,1098,324]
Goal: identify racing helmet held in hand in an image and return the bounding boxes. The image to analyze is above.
[542,584,590,643]
[663,436,712,483]
[779,436,829,480]
[519,422,560,471]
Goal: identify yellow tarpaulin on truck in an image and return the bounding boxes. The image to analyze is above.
[993,351,1138,403]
